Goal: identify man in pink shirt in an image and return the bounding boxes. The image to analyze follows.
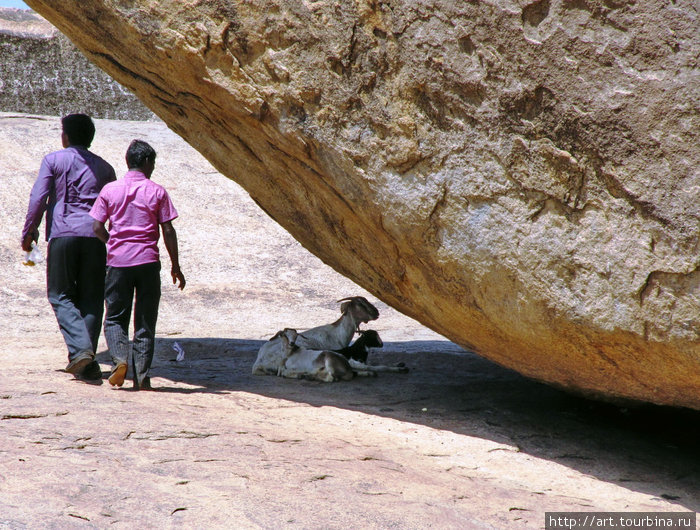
[90,139,185,390]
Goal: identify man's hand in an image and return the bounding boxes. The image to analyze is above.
[171,267,186,290]
[21,229,39,252]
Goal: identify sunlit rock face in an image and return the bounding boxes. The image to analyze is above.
[25,0,699,408]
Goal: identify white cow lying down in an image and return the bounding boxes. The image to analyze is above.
[257,328,408,382]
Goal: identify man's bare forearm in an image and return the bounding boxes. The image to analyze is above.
[161,223,179,270]
[161,221,185,289]
[92,220,109,244]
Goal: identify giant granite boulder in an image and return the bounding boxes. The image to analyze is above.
[24,0,699,408]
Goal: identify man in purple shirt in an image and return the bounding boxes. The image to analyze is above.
[91,139,185,390]
[22,114,116,381]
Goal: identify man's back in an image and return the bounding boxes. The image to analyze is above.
[91,170,178,268]
[24,146,116,240]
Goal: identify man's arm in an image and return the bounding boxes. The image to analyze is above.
[161,221,185,290]
[21,158,52,251]
[92,220,110,244]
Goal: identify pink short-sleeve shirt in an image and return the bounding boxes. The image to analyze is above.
[90,170,178,267]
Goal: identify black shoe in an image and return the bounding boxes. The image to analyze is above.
[65,355,93,375]
[80,360,103,381]
[134,377,153,391]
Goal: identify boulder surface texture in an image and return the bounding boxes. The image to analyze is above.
[25,0,699,408]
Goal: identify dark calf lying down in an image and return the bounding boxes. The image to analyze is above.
[335,329,383,363]
[269,329,408,383]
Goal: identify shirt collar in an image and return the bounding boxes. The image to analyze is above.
[124,170,148,180]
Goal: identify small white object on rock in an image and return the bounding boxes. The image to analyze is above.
[173,342,185,362]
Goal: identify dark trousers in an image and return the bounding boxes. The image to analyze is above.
[47,236,107,363]
[104,262,161,386]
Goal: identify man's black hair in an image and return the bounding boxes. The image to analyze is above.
[126,139,157,169]
[61,113,95,148]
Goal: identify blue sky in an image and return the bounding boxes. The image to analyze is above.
[0,1,29,8]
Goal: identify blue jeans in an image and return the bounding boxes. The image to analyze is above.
[46,236,107,363]
[103,262,161,386]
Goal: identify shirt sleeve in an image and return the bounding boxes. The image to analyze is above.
[157,189,178,224]
[89,190,109,223]
[22,156,53,241]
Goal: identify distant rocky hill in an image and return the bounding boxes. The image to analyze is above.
[0,7,155,120]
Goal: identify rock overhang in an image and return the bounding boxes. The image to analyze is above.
[23,0,700,408]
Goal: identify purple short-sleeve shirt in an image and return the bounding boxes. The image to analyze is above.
[90,170,178,267]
